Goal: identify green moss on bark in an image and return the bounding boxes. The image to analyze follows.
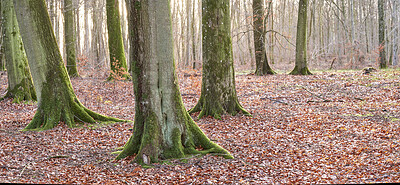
[1,0,36,103]
[290,0,312,76]
[116,0,232,165]
[189,0,250,119]
[14,0,126,131]
[64,0,79,78]
[106,0,130,80]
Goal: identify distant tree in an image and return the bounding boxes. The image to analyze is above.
[391,0,398,66]
[13,0,125,131]
[253,0,275,75]
[64,0,79,77]
[290,0,312,75]
[0,0,5,71]
[1,0,36,103]
[189,0,250,119]
[106,0,129,80]
[115,0,232,164]
[378,0,387,69]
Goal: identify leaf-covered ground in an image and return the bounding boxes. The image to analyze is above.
[1,69,399,184]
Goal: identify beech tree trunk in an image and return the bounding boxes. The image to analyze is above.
[13,0,125,131]
[253,0,275,75]
[0,1,4,71]
[290,0,312,75]
[1,0,36,103]
[106,0,129,80]
[189,0,250,119]
[115,0,232,164]
[378,0,387,69]
[64,0,79,77]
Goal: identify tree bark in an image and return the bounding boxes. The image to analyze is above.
[378,0,387,69]
[290,0,312,75]
[253,0,275,75]
[189,0,250,119]
[392,0,398,66]
[64,0,79,77]
[13,0,125,131]
[1,0,36,103]
[115,0,232,164]
[0,0,5,71]
[106,0,129,80]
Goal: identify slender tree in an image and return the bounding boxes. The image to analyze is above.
[0,0,5,71]
[290,0,312,75]
[64,0,79,77]
[13,0,125,131]
[1,0,36,103]
[392,0,398,66]
[115,0,232,164]
[106,0,129,80]
[378,0,387,69]
[189,0,250,119]
[253,0,276,75]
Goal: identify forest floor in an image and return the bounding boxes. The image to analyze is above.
[0,68,400,184]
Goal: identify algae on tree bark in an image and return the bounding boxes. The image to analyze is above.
[106,0,129,80]
[290,0,312,75]
[189,0,250,119]
[253,0,276,76]
[64,0,79,78]
[378,0,387,69]
[115,0,232,164]
[1,0,36,103]
[13,0,126,131]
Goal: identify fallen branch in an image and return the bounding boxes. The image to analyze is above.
[261,97,289,105]
[299,86,331,102]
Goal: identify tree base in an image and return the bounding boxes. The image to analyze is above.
[189,96,251,119]
[289,66,313,75]
[115,113,233,165]
[23,96,126,131]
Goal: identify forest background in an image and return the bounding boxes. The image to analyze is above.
[0,0,400,184]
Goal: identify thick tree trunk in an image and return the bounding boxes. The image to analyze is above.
[116,0,232,164]
[1,0,36,103]
[106,0,129,80]
[189,0,250,119]
[253,0,275,75]
[378,0,387,69]
[13,0,125,131]
[290,0,312,75]
[64,0,79,77]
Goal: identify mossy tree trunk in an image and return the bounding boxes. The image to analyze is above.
[253,0,275,76]
[115,0,232,164]
[289,0,312,75]
[188,0,251,119]
[1,0,36,103]
[0,1,5,71]
[378,0,387,69]
[106,0,129,80]
[64,0,79,78]
[13,0,125,131]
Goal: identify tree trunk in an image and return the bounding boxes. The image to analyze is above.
[0,0,5,71]
[290,0,312,75]
[189,0,250,119]
[253,0,275,75]
[378,0,387,69]
[64,0,79,77]
[106,0,129,80]
[115,0,232,164]
[13,0,125,131]
[392,0,398,66]
[1,0,36,103]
